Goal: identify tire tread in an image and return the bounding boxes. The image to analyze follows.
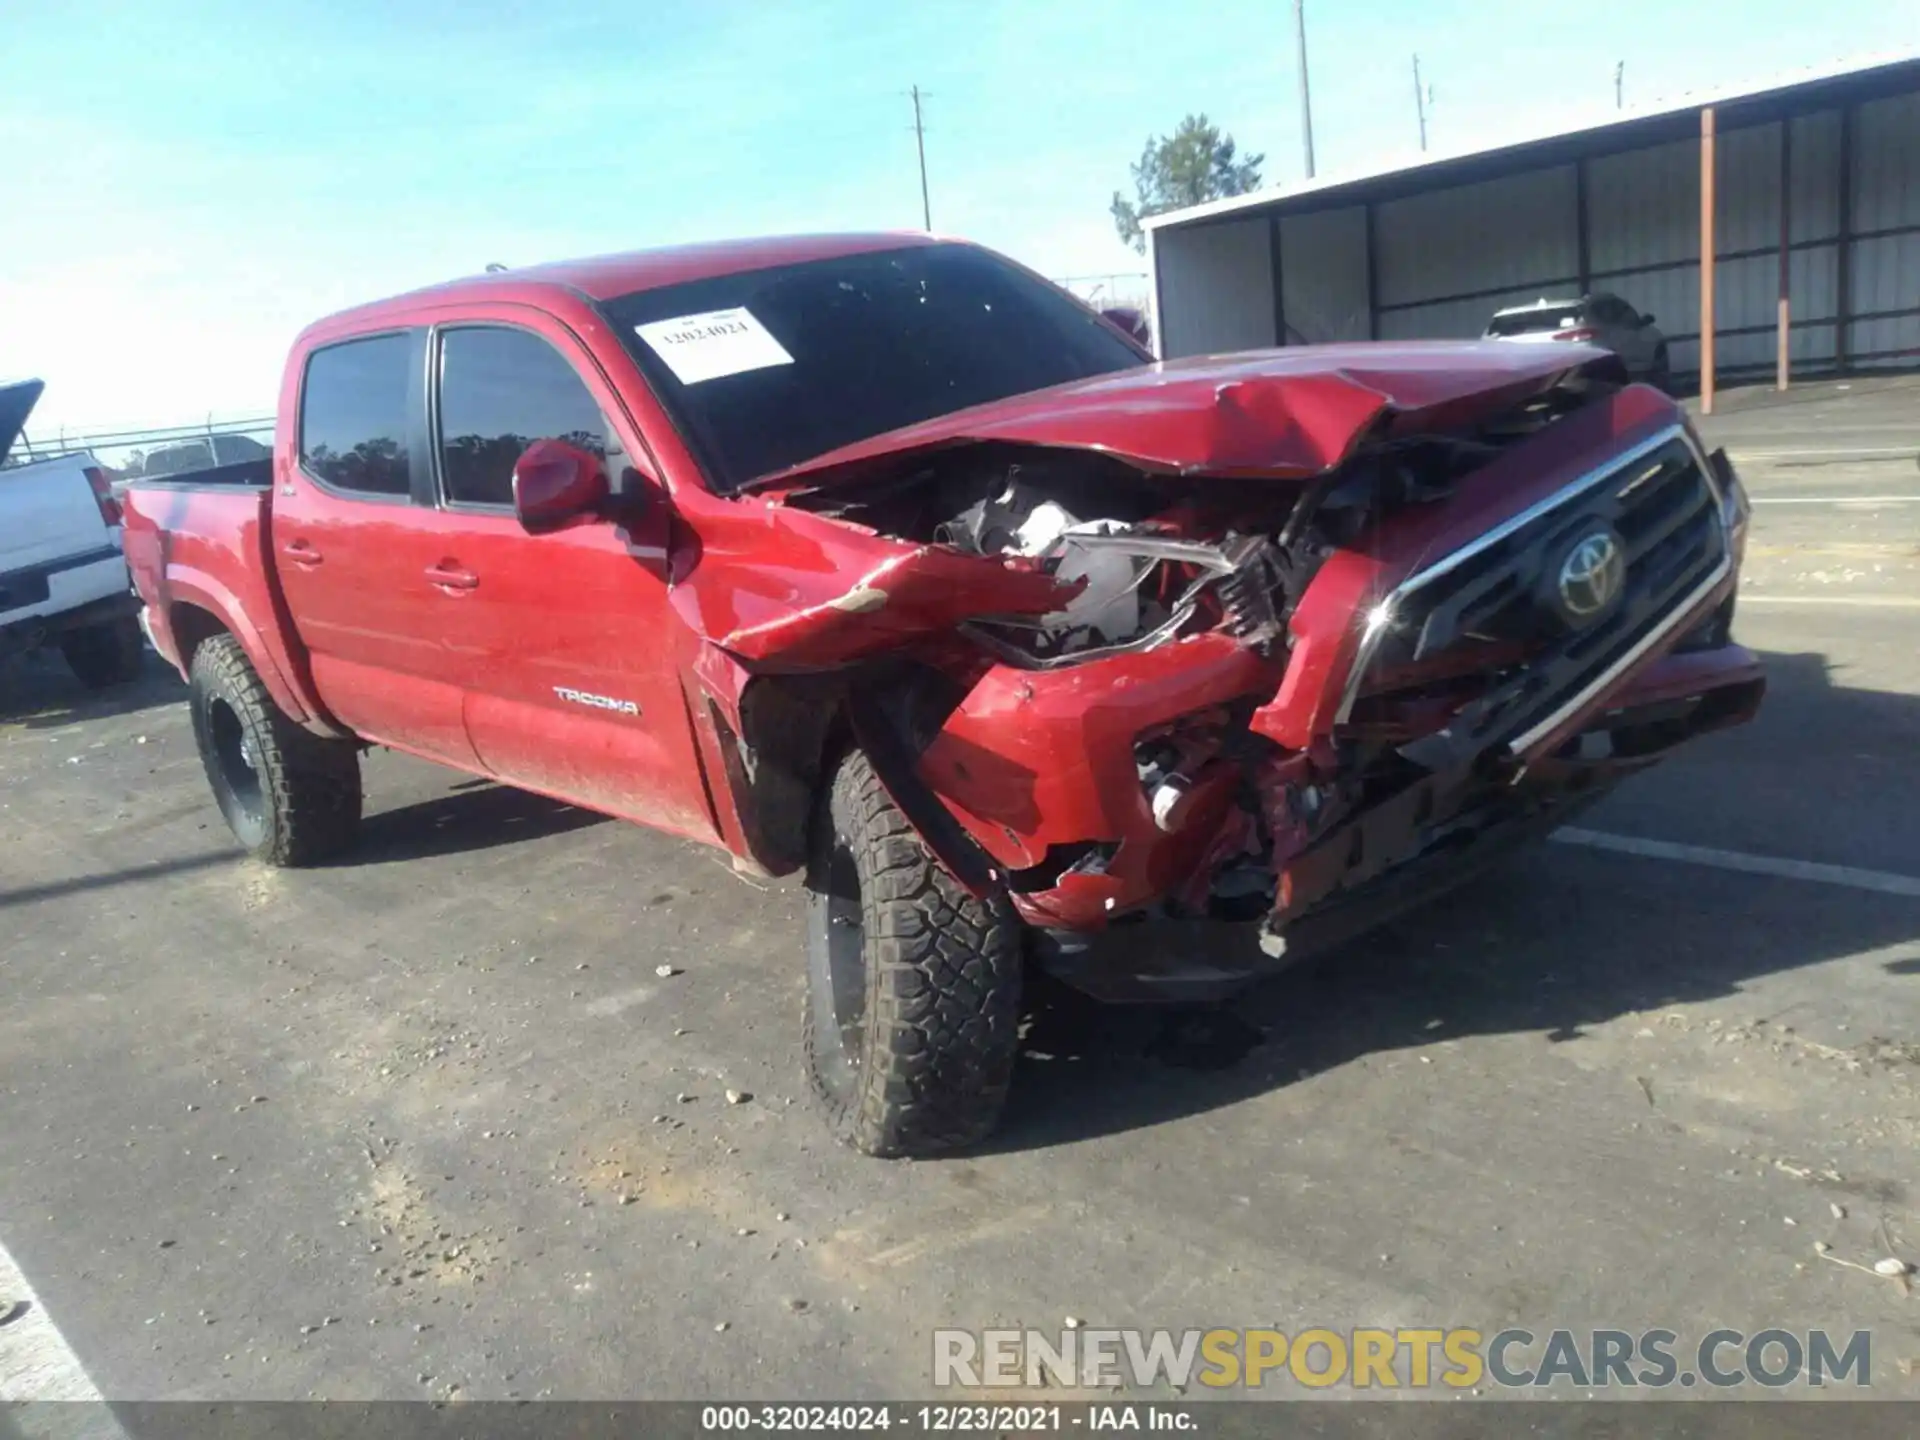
[189,634,361,866]
[805,749,1021,1158]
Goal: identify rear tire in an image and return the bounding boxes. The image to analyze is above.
[188,634,362,866]
[60,615,145,688]
[803,748,1023,1157]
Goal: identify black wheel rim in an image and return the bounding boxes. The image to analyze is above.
[207,697,264,828]
[806,838,868,1093]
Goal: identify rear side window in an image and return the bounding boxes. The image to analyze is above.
[436,327,611,507]
[299,335,413,496]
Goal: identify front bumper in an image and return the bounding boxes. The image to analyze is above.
[908,392,1763,1000]
[917,631,1288,927]
[1025,641,1762,1001]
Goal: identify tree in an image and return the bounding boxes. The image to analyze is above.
[1110,115,1264,254]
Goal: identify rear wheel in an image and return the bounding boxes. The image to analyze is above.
[803,748,1023,1157]
[188,634,362,866]
[60,616,145,688]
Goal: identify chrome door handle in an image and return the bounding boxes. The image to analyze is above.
[424,563,478,592]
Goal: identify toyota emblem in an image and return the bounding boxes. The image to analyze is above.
[1555,527,1626,621]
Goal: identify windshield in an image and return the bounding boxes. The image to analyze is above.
[1487,304,1585,337]
[600,243,1147,493]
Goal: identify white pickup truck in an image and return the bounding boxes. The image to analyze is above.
[1,379,145,688]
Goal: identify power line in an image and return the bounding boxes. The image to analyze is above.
[909,85,932,231]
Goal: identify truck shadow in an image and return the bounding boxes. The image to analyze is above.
[333,780,609,866]
[983,646,1920,1155]
[0,847,240,909]
[0,648,185,728]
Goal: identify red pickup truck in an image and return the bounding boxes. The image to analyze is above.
[124,233,1764,1156]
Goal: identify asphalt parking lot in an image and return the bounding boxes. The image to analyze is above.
[2,376,1916,1408]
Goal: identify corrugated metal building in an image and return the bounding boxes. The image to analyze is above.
[1144,51,1920,401]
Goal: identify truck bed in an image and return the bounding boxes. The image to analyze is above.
[121,467,327,728]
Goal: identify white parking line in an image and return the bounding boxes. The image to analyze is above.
[1749,495,1920,505]
[0,1239,124,1431]
[1733,447,1917,462]
[1738,594,1920,610]
[1552,828,1920,898]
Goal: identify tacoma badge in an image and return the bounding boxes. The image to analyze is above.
[553,686,640,716]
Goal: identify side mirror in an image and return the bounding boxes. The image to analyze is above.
[512,439,609,534]
[1641,312,1656,326]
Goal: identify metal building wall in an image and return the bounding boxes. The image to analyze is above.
[1277,206,1369,342]
[1366,121,1854,376]
[1151,217,1275,358]
[1704,122,1794,376]
[1581,114,1850,377]
[1851,89,1920,366]
[1373,166,1580,341]
[1781,111,1844,368]
[1150,67,1918,379]
[1289,100,1906,379]
[1586,135,1698,369]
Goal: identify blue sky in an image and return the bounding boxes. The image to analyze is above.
[4,0,1916,434]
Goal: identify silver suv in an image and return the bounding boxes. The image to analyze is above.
[1485,293,1669,390]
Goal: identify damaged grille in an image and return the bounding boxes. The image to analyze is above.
[1343,424,1729,770]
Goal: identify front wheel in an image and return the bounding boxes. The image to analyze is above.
[60,615,145,688]
[803,748,1023,1157]
[188,634,362,866]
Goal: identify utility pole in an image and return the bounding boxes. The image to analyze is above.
[1413,54,1428,151]
[909,85,932,231]
[1293,0,1316,179]
[1615,61,1625,109]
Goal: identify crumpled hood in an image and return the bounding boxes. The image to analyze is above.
[755,340,1611,492]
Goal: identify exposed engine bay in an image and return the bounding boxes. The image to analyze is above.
[781,372,1601,670]
[937,469,1292,667]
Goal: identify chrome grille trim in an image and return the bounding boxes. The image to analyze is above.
[1334,420,1721,725]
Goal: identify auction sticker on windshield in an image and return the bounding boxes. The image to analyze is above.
[636,307,795,385]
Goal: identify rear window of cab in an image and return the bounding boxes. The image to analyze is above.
[298,334,413,496]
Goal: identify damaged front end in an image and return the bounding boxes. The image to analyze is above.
[683,348,1764,1002]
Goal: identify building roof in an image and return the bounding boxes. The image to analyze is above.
[1144,47,1920,235]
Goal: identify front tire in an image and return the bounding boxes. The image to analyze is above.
[61,615,145,688]
[803,749,1023,1157]
[188,634,362,866]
